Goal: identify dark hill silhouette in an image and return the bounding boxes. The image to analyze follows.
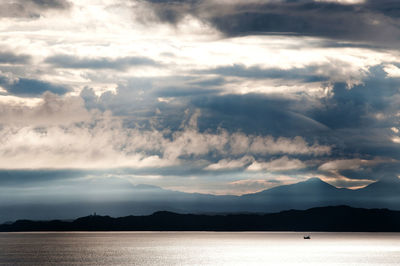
[1,206,400,232]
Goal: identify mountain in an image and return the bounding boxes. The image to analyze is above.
[2,177,400,222]
[126,177,400,213]
[2,206,400,232]
[358,177,400,195]
[352,177,400,209]
[237,177,353,212]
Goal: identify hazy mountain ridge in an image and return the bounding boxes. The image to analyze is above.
[2,177,400,222]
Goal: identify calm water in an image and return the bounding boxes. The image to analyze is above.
[1,232,400,265]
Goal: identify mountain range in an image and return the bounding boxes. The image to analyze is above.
[2,177,400,222]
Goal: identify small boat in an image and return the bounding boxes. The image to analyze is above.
[303,235,311,239]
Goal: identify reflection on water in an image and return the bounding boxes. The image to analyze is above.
[1,232,400,265]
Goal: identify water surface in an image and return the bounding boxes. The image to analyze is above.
[1,232,399,265]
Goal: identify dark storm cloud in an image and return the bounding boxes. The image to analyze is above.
[81,78,156,115]
[0,0,71,18]
[80,74,330,135]
[189,65,400,176]
[363,0,400,19]
[77,63,400,182]
[0,76,69,96]
[45,55,159,70]
[197,64,328,83]
[79,64,400,158]
[310,66,400,129]
[0,52,31,64]
[143,0,400,47]
[306,65,400,162]
[80,75,221,125]
[192,93,330,137]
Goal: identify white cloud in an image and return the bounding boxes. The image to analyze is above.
[0,94,330,169]
[205,156,253,170]
[0,120,176,169]
[318,158,366,171]
[392,137,400,144]
[247,156,307,172]
[384,64,400,78]
[319,175,375,190]
[0,92,90,126]
[248,135,331,156]
[318,157,394,172]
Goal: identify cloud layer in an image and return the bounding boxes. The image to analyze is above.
[142,0,400,47]
[0,0,400,197]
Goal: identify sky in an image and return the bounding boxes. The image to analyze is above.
[1,0,400,200]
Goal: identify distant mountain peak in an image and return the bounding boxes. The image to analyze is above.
[291,177,334,188]
[305,177,325,183]
[361,176,400,192]
[242,176,337,199]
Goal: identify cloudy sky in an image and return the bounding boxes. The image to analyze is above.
[1,0,400,198]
